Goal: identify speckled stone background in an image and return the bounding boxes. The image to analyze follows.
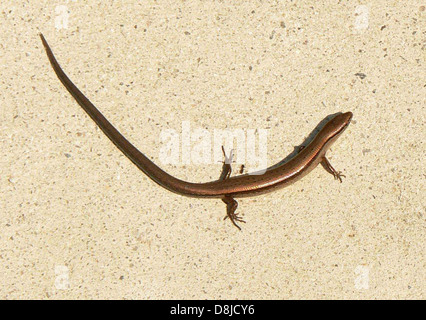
[1,1,424,299]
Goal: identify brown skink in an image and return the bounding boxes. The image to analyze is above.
[39,33,353,229]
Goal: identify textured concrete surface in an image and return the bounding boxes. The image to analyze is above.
[0,1,424,299]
